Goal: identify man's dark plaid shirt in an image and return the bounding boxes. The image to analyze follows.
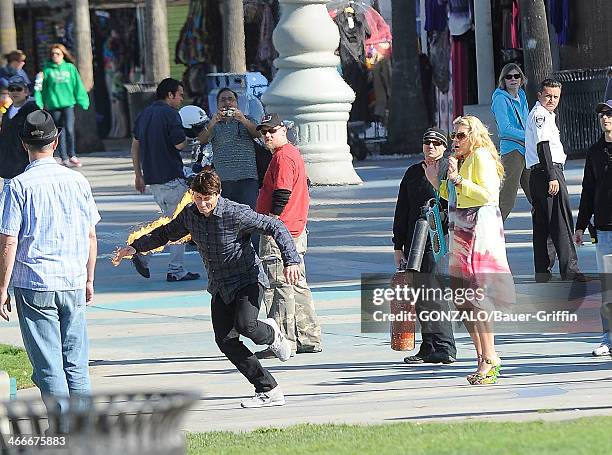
[131,196,301,303]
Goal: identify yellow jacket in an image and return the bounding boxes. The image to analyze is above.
[439,148,500,208]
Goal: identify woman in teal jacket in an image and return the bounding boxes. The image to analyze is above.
[491,63,530,221]
[34,43,89,167]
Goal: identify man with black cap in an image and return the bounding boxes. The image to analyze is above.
[393,127,456,364]
[254,113,322,358]
[0,110,100,416]
[574,99,612,356]
[0,75,39,181]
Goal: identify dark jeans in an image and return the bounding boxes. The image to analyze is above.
[412,251,457,357]
[211,283,277,392]
[50,107,76,160]
[530,166,579,276]
[221,178,260,247]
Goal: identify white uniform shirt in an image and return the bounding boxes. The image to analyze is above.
[525,101,566,168]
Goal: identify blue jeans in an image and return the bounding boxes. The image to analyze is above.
[596,231,612,334]
[15,288,91,403]
[143,178,188,278]
[50,106,76,160]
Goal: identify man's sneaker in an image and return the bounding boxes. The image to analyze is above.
[592,333,611,356]
[240,386,285,408]
[263,318,291,361]
[255,348,295,359]
[167,272,200,282]
[131,254,150,279]
[60,159,70,167]
[69,156,82,167]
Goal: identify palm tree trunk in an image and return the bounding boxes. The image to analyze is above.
[0,0,17,57]
[221,0,246,72]
[387,0,428,153]
[73,0,104,152]
[519,0,553,104]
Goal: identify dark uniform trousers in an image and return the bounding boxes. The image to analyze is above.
[529,165,579,277]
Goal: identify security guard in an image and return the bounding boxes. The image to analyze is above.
[525,78,584,282]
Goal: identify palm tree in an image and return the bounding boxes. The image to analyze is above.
[387,0,428,153]
[519,0,553,104]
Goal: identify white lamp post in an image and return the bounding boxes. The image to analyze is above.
[262,0,362,185]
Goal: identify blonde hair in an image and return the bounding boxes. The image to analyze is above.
[49,43,74,64]
[453,116,504,179]
[497,63,527,90]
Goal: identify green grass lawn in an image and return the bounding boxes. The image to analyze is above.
[187,418,612,455]
[0,344,33,389]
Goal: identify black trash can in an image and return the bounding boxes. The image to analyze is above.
[553,67,611,157]
[0,391,198,455]
[124,83,158,131]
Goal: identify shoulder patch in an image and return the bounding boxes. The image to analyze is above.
[534,114,546,128]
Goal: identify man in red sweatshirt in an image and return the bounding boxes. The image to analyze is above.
[255,114,321,358]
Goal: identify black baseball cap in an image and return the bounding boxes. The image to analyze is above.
[256,113,283,131]
[595,99,612,113]
[20,110,61,145]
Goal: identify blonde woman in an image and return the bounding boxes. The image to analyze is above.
[424,115,513,385]
[34,44,89,167]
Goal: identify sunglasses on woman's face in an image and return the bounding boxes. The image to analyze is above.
[8,86,24,92]
[450,132,467,141]
[504,73,521,80]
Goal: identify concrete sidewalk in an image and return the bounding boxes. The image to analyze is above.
[2,151,611,431]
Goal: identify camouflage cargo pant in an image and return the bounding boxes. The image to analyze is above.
[259,229,321,353]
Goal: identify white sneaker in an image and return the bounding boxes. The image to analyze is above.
[592,343,611,356]
[263,318,291,361]
[240,386,285,408]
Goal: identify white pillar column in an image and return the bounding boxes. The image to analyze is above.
[474,0,495,104]
[262,0,362,185]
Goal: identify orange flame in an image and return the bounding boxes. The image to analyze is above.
[125,190,194,256]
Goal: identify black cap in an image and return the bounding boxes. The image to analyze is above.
[7,75,28,89]
[595,99,612,114]
[422,127,448,148]
[256,113,283,130]
[21,110,60,145]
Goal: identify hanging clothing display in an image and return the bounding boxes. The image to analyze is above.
[500,0,520,49]
[428,29,451,93]
[425,0,448,32]
[447,0,473,37]
[256,2,277,75]
[334,6,372,122]
[548,0,569,45]
[176,0,221,67]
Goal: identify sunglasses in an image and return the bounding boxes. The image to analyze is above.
[50,51,63,56]
[261,126,281,135]
[8,86,24,92]
[423,139,443,147]
[504,73,521,80]
[598,111,612,119]
[450,132,467,141]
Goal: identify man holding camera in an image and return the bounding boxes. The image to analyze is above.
[198,87,260,209]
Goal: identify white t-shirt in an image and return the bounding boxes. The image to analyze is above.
[525,101,566,168]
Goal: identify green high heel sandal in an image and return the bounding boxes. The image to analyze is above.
[467,357,501,385]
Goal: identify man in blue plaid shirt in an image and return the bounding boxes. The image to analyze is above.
[113,168,301,408]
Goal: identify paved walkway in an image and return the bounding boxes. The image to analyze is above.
[2,151,611,431]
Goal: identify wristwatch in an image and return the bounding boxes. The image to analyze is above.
[453,175,463,185]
